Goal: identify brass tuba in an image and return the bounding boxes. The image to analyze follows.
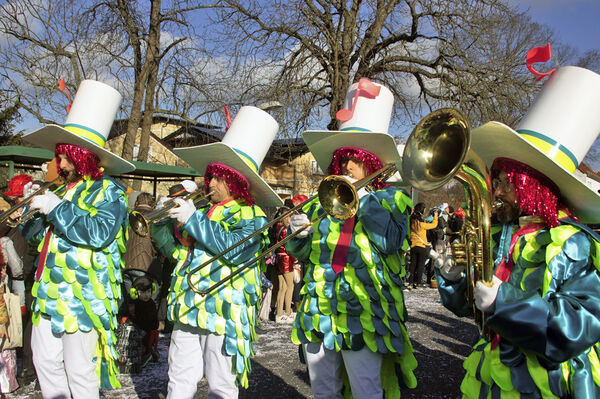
[402,108,494,336]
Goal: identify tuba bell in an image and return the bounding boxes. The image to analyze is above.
[402,108,494,337]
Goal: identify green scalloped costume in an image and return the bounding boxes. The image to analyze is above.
[21,176,129,389]
[152,199,268,388]
[438,212,600,398]
[286,186,418,398]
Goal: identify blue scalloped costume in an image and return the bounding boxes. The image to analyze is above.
[437,212,600,398]
[151,198,267,388]
[286,187,418,397]
[21,176,129,389]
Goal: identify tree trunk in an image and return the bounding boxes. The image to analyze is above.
[132,0,161,191]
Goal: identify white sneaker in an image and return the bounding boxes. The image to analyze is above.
[275,315,288,324]
[285,313,295,324]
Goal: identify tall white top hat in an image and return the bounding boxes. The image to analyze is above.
[471,66,600,223]
[303,79,402,174]
[174,106,283,207]
[23,80,135,175]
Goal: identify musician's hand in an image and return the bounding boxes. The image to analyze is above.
[290,213,313,238]
[429,248,465,281]
[169,198,196,224]
[22,182,40,198]
[29,190,62,215]
[439,264,465,281]
[156,196,169,210]
[474,276,502,313]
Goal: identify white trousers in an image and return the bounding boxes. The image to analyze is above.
[167,323,238,399]
[304,342,383,399]
[31,316,99,399]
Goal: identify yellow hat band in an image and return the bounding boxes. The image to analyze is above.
[233,149,258,172]
[64,124,106,147]
[517,129,578,173]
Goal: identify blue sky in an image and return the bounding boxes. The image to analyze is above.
[14,1,600,136]
[514,0,600,53]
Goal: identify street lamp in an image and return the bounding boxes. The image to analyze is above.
[257,101,282,112]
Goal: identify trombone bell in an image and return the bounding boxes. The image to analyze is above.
[318,175,359,221]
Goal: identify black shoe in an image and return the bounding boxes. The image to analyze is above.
[17,368,37,386]
[141,352,152,368]
[152,350,159,362]
[412,284,417,289]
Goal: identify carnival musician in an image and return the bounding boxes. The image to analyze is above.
[286,79,418,398]
[436,66,600,398]
[20,80,134,398]
[151,106,283,398]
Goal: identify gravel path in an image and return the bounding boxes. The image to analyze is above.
[8,287,479,398]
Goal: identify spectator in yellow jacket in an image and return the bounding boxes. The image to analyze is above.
[408,202,438,289]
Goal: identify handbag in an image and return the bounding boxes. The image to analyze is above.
[0,280,22,350]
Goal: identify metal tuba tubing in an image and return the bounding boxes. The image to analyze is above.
[401,108,494,337]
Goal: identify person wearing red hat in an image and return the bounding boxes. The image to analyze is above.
[1,174,37,386]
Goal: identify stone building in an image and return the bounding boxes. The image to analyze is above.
[106,116,321,204]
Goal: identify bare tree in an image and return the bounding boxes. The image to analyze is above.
[0,0,223,189]
[211,0,596,139]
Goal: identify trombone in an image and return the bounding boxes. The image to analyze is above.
[187,164,399,296]
[129,190,214,237]
[0,177,63,227]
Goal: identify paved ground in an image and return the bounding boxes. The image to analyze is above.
[8,286,478,398]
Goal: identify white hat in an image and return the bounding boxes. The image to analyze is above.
[303,79,402,174]
[23,80,134,175]
[471,66,600,223]
[174,106,283,207]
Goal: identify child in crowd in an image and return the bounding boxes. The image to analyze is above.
[127,276,159,367]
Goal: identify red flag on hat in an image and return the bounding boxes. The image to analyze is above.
[526,43,556,82]
[336,78,382,122]
[224,106,232,131]
[58,77,73,114]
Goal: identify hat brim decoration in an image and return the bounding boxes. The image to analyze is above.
[471,66,600,224]
[23,80,134,175]
[174,143,282,207]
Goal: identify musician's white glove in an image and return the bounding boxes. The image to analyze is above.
[474,276,502,313]
[29,190,62,215]
[169,198,196,224]
[434,252,465,281]
[341,176,368,199]
[11,280,25,307]
[156,196,169,210]
[290,213,313,238]
[22,182,40,198]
